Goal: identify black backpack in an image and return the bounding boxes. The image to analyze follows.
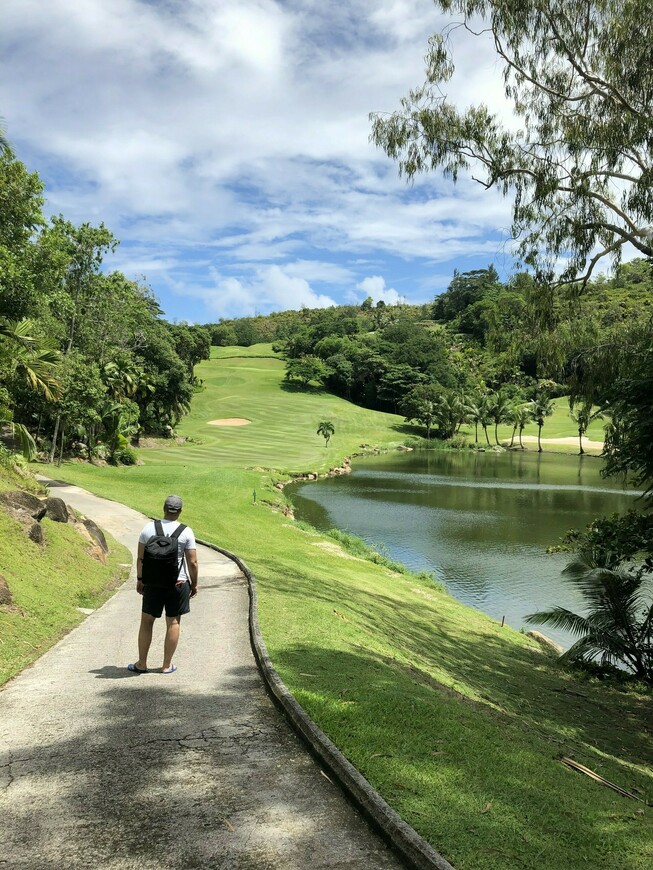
[142,520,187,586]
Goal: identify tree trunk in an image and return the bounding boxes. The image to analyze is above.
[483,424,491,446]
[578,428,585,455]
[519,427,524,449]
[474,421,479,442]
[537,423,543,452]
[57,422,65,466]
[49,414,61,463]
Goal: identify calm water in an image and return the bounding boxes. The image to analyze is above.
[288,450,641,648]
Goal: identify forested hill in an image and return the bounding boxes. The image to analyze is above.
[205,261,653,452]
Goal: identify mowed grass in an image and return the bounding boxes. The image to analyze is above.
[48,347,651,870]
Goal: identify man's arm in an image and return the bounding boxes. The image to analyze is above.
[185,548,199,597]
[136,542,145,595]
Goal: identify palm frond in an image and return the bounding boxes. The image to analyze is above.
[525,606,592,636]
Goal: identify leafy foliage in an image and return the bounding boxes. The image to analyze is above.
[526,556,653,683]
[370,0,653,285]
[0,149,203,462]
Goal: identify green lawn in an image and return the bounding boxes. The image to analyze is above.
[41,347,651,870]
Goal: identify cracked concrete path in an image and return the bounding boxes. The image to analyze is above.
[0,481,404,869]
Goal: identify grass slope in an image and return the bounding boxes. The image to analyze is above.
[45,347,651,870]
[0,469,131,685]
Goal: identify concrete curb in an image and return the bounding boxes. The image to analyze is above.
[196,536,455,870]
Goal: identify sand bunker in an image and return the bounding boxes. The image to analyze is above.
[207,418,251,426]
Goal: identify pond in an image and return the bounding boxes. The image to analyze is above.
[287,449,641,649]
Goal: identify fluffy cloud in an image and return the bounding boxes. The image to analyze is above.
[2,0,518,320]
[357,275,402,305]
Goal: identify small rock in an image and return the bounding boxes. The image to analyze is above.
[87,545,107,564]
[83,519,109,554]
[0,490,47,521]
[526,630,564,656]
[0,574,12,606]
[44,496,69,523]
[28,523,45,545]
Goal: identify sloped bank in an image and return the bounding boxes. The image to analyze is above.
[0,474,131,686]
[196,533,455,870]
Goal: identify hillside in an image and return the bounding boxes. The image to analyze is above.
[38,346,651,870]
[0,465,131,685]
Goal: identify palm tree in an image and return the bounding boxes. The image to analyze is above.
[569,400,604,455]
[511,404,534,449]
[525,556,653,683]
[0,320,61,401]
[0,320,61,459]
[436,389,466,439]
[489,389,512,445]
[478,393,493,446]
[464,394,483,444]
[507,404,520,447]
[317,420,335,447]
[528,395,555,452]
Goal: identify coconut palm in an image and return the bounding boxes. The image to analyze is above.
[489,389,512,445]
[464,393,484,444]
[569,400,604,455]
[0,320,61,459]
[436,389,466,439]
[511,404,534,449]
[528,395,555,452]
[316,420,335,447]
[525,556,653,683]
[478,393,493,446]
[0,320,61,401]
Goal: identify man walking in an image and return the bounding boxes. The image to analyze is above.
[128,495,198,674]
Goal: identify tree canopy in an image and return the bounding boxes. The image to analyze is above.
[370,0,653,285]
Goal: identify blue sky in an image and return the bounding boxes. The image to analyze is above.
[2,0,517,323]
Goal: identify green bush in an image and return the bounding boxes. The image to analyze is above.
[114,446,138,466]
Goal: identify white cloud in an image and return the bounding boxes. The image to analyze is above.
[357,275,402,305]
[177,263,338,319]
[2,0,522,320]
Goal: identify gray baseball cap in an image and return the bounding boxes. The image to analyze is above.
[164,495,183,513]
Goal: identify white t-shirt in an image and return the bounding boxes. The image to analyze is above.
[139,520,197,582]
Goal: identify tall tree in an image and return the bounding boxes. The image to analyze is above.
[0,150,46,320]
[316,420,335,447]
[569,400,604,455]
[370,0,653,286]
[488,389,512,446]
[529,395,555,452]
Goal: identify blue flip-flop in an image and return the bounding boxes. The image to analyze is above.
[127,663,148,674]
[161,665,177,674]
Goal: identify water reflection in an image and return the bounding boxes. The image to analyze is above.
[288,451,639,649]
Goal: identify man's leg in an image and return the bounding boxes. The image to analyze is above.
[163,615,181,671]
[137,612,156,670]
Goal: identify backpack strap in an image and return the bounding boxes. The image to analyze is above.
[154,519,164,536]
[171,523,187,579]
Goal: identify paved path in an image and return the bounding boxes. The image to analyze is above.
[0,481,404,869]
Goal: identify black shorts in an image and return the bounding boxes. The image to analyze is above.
[142,581,191,619]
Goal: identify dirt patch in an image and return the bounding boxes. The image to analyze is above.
[519,435,604,449]
[207,418,251,426]
[313,541,364,561]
